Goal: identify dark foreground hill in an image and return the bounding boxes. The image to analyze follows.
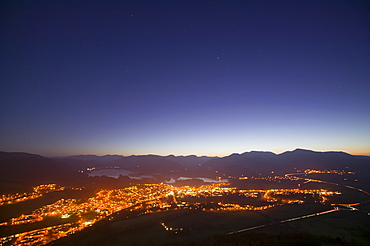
[48,206,369,246]
[0,151,87,192]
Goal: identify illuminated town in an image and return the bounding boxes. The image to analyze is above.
[0,184,68,206]
[300,169,355,175]
[0,172,344,246]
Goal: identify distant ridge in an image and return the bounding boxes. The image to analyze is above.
[278,148,352,156]
[55,148,365,160]
[1,149,369,184]
[200,148,370,177]
[54,149,370,177]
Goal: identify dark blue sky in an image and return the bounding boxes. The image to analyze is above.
[1,0,369,156]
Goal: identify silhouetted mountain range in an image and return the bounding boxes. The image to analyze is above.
[111,155,183,173]
[164,155,217,166]
[56,149,370,178]
[202,149,370,177]
[1,149,369,190]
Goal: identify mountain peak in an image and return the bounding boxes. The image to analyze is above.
[293,148,313,152]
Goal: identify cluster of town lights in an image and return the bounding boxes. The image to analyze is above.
[0,184,67,206]
[0,174,342,246]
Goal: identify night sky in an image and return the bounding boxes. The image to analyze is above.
[1,0,369,157]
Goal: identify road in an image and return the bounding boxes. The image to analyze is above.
[228,207,339,234]
[228,172,370,235]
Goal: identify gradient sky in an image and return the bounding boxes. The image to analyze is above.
[1,0,369,157]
